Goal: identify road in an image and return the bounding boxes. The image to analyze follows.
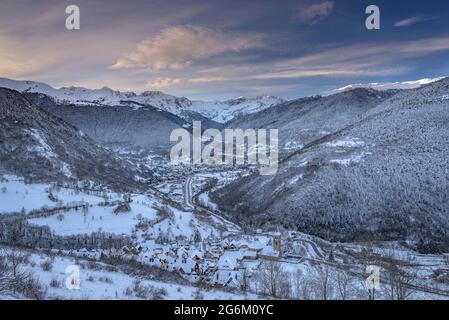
[184,176,195,209]
[184,176,242,234]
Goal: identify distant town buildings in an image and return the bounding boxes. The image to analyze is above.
[138,233,283,288]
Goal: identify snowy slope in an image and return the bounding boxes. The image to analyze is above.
[322,77,446,96]
[0,176,113,213]
[213,78,449,250]
[0,176,227,240]
[28,196,222,239]
[0,88,145,189]
[189,96,285,123]
[0,77,283,123]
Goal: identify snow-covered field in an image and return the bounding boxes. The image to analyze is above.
[0,176,112,213]
[27,194,221,241]
[29,196,158,236]
[0,176,223,244]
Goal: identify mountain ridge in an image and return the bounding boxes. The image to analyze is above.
[1,76,446,124]
[321,77,447,96]
[211,78,449,253]
[0,77,284,123]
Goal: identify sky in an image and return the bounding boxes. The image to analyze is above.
[1,0,449,100]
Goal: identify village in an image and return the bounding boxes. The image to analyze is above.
[139,232,283,288]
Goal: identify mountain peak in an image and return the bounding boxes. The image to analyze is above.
[0,77,284,123]
[321,77,447,96]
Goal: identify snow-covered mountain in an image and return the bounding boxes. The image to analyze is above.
[321,77,446,96]
[1,76,445,124]
[188,95,285,123]
[213,77,449,251]
[0,77,283,123]
[0,87,148,190]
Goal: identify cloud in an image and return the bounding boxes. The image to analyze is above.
[146,78,184,89]
[139,34,449,96]
[189,77,225,84]
[111,25,263,70]
[0,34,55,77]
[273,36,449,78]
[296,1,335,25]
[394,15,436,27]
[146,76,225,89]
[197,36,449,82]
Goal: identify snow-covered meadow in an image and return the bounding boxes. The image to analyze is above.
[0,176,109,213]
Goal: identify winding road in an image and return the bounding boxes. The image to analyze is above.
[183,176,195,209]
[184,176,242,234]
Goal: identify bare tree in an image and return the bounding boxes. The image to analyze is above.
[10,269,46,299]
[0,254,10,294]
[237,269,250,293]
[279,273,292,299]
[312,263,333,300]
[3,249,29,277]
[384,255,416,300]
[292,269,303,299]
[334,268,353,300]
[355,242,383,300]
[0,249,45,299]
[292,269,317,300]
[255,260,289,298]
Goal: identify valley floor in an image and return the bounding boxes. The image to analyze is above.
[1,167,449,300]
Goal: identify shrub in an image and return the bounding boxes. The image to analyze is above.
[125,280,164,299]
[40,260,53,272]
[131,280,150,299]
[113,203,131,214]
[50,278,61,288]
[98,276,113,284]
[21,273,46,300]
[193,288,204,300]
[152,287,167,300]
[87,260,100,270]
[106,265,118,273]
[87,275,95,282]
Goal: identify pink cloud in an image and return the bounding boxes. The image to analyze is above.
[394,16,436,27]
[111,25,263,70]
